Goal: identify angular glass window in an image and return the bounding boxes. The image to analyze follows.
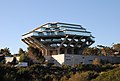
[50,27,54,30]
[41,39,44,41]
[46,32,51,35]
[45,28,50,31]
[51,24,57,27]
[67,38,72,41]
[61,38,65,40]
[57,44,60,46]
[33,31,39,36]
[50,44,57,47]
[63,44,67,47]
[51,31,55,35]
[70,44,74,47]
[81,39,86,42]
[39,32,44,36]
[86,41,89,45]
[57,31,64,35]
[74,39,78,42]
[54,27,60,31]
[53,39,61,41]
[45,39,51,41]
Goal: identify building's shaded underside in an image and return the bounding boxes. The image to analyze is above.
[22,22,95,55]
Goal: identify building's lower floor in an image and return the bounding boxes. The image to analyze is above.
[45,54,120,66]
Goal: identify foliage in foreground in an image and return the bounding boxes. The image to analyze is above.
[0,63,120,81]
[92,66,120,81]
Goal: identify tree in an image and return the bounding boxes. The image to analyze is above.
[19,48,30,62]
[11,57,18,65]
[0,49,6,63]
[92,67,120,81]
[19,48,25,55]
[113,43,120,52]
[60,76,68,81]
[19,53,28,62]
[68,72,89,81]
[92,58,100,65]
[27,46,45,64]
[0,47,11,56]
[82,47,99,56]
[0,55,5,63]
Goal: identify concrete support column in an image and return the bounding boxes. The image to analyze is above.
[65,48,67,54]
[71,48,74,54]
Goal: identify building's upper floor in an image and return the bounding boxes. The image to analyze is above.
[22,22,94,40]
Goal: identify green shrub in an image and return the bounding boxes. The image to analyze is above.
[92,67,120,81]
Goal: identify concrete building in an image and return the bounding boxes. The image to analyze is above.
[22,22,120,66]
[22,22,94,56]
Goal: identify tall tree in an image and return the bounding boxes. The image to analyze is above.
[27,46,45,63]
[82,47,99,55]
[0,47,11,56]
[0,49,5,63]
[19,48,30,62]
[19,48,25,55]
[11,57,18,65]
[113,43,120,52]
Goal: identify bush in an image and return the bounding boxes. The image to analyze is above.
[16,67,31,81]
[92,67,120,81]
[68,72,89,81]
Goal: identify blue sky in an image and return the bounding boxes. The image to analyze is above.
[0,0,120,53]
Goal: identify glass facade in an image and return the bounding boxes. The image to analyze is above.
[23,22,92,37]
[57,23,82,28]
[65,30,91,36]
[30,31,90,37]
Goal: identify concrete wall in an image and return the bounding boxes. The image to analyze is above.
[5,57,14,63]
[5,56,20,63]
[47,54,120,66]
[44,54,65,66]
[52,54,65,66]
[64,54,97,65]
